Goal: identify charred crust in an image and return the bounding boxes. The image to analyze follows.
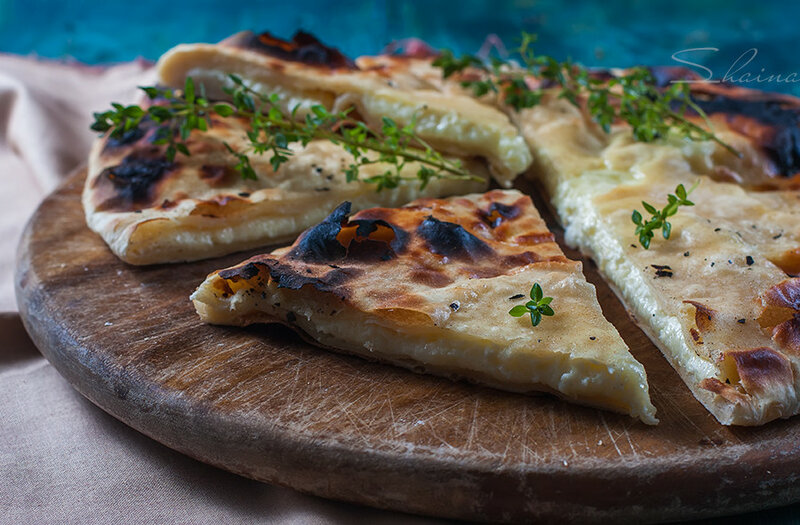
[287,202,407,263]
[94,153,175,211]
[683,300,715,332]
[481,201,520,228]
[773,315,800,356]
[724,347,794,395]
[220,261,263,281]
[288,202,351,262]
[266,259,358,297]
[231,30,357,70]
[691,92,800,177]
[417,215,494,260]
[763,278,800,311]
[651,264,673,278]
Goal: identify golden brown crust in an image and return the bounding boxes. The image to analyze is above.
[212,190,570,312]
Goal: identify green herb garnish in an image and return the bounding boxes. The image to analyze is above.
[509,283,555,327]
[91,75,483,190]
[631,180,699,249]
[433,32,740,157]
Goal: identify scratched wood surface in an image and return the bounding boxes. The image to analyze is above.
[15,168,800,523]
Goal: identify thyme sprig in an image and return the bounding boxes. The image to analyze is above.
[91,76,483,190]
[632,180,699,249]
[509,283,555,327]
[433,32,740,157]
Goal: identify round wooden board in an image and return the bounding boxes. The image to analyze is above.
[15,168,800,523]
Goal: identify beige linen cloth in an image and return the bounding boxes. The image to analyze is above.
[0,55,441,524]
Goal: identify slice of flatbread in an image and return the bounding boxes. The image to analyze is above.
[505,67,800,425]
[156,30,532,186]
[83,101,488,265]
[192,190,658,424]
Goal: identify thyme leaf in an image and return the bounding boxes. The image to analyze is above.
[631,180,699,249]
[509,283,555,327]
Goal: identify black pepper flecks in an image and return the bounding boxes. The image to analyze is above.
[449,302,460,312]
[651,264,674,278]
[509,294,524,300]
[737,318,746,324]
[746,255,754,266]
[684,251,690,257]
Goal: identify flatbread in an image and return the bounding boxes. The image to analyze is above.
[156,30,532,187]
[502,67,800,425]
[191,189,658,424]
[83,101,487,265]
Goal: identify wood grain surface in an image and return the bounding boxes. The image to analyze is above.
[15,168,800,523]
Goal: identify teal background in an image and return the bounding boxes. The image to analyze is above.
[0,0,798,95]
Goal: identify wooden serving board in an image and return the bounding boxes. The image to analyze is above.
[16,168,800,523]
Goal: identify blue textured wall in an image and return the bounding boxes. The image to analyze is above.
[1,0,798,95]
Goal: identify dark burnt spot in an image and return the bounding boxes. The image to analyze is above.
[345,219,408,261]
[690,328,703,344]
[691,91,800,176]
[286,311,297,323]
[234,30,357,70]
[266,259,358,296]
[221,262,262,281]
[622,67,800,177]
[417,215,493,261]
[651,264,673,278]
[288,202,351,262]
[288,202,408,263]
[481,202,520,228]
[95,154,174,211]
